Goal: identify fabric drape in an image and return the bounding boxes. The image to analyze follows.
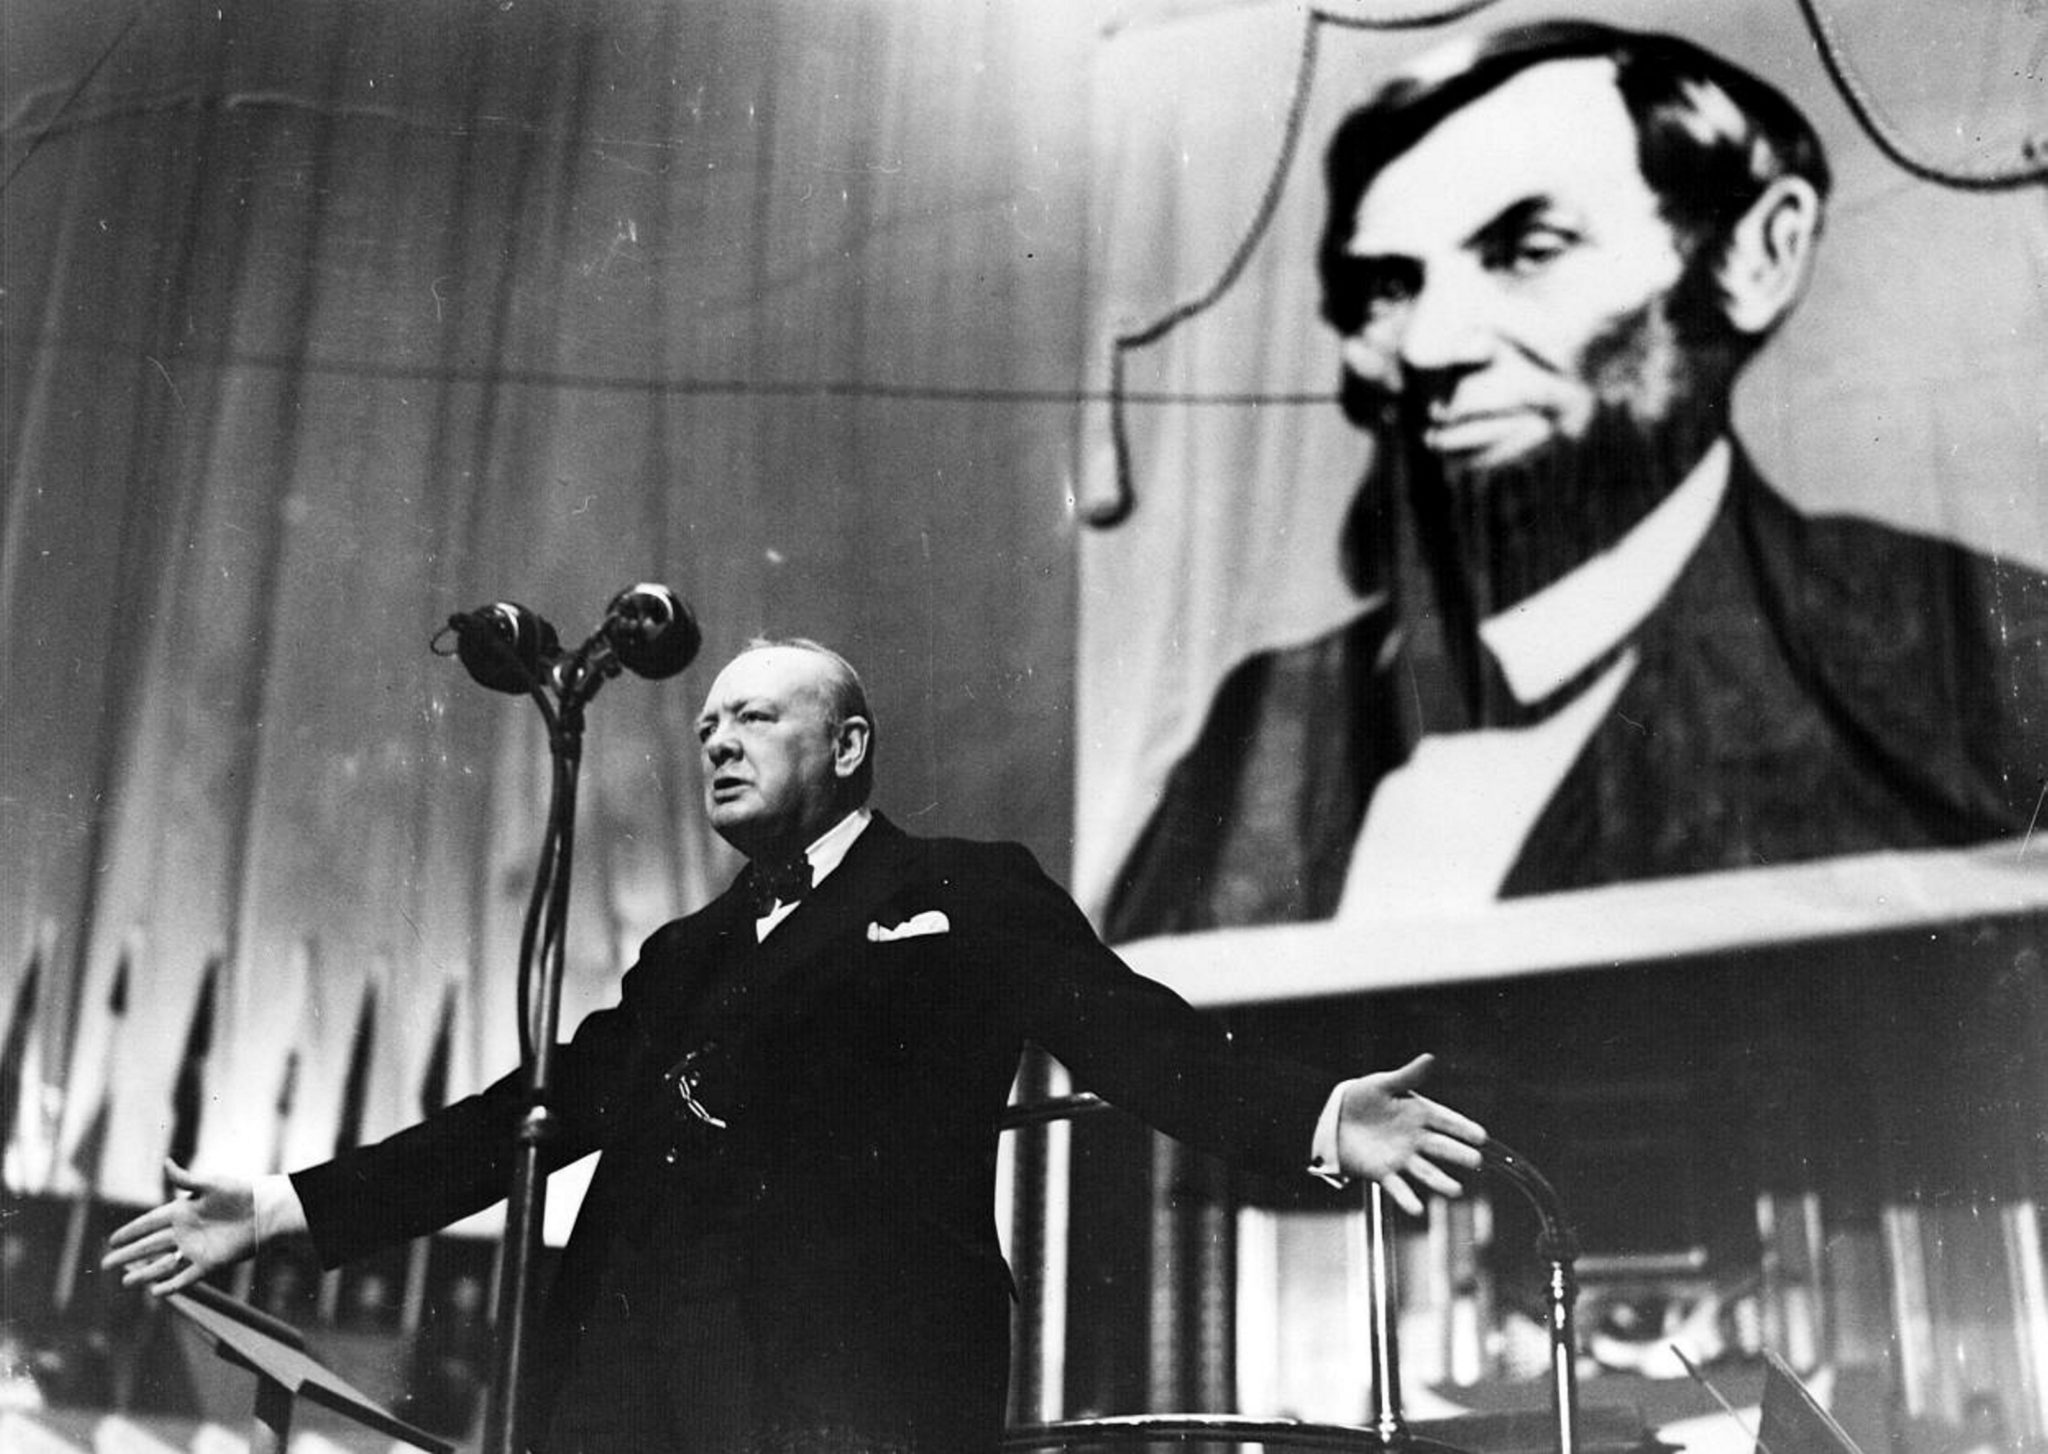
[3,0,1093,1204]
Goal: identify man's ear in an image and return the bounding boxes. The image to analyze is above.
[832,716,871,780]
[1716,175,1823,336]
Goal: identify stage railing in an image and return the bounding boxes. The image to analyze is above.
[998,1094,1582,1454]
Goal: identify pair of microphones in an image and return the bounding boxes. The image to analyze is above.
[446,583,701,695]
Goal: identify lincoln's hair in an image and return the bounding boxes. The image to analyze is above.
[1319,19,1831,353]
[746,636,876,805]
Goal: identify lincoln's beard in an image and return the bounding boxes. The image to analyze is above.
[1402,293,1731,619]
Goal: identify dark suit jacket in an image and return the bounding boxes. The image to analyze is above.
[1107,447,2048,935]
[292,813,1334,1448]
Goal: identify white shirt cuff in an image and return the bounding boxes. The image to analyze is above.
[1307,1082,1349,1187]
[254,1173,310,1244]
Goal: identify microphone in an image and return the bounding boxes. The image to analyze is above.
[444,586,700,696]
[598,583,700,680]
[550,583,701,691]
[450,602,561,695]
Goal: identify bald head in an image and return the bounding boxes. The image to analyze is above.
[695,642,874,859]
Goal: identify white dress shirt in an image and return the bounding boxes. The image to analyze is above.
[1336,440,1732,917]
[754,808,871,940]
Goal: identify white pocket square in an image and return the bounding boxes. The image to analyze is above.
[866,910,950,942]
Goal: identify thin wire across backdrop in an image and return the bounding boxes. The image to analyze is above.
[2,0,1095,1204]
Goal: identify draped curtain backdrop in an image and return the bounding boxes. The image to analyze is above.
[2,0,1095,1206]
[5,0,2047,1432]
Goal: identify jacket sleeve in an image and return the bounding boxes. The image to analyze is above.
[958,840,1335,1178]
[290,954,669,1269]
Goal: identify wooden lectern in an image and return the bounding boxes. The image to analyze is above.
[165,1281,454,1454]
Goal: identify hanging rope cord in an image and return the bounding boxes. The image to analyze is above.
[1095,1,1506,526]
[1793,0,2048,191]
[0,0,163,196]
[1109,0,1514,354]
[5,0,2040,448]
[1091,0,2047,526]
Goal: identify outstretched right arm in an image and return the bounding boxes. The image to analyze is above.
[105,926,689,1286]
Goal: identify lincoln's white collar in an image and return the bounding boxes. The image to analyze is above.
[1478,439,1731,705]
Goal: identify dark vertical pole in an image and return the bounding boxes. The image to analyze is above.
[1007,1048,1059,1425]
[483,709,581,1454]
[250,1371,295,1454]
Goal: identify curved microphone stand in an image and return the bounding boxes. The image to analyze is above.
[488,646,587,1454]
[452,620,650,1454]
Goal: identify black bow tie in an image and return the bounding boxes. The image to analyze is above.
[743,855,814,917]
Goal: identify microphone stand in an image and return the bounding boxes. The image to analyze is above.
[479,638,627,1454]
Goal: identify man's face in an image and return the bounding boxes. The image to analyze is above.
[696,647,850,856]
[1335,59,1694,480]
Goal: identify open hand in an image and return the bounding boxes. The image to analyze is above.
[101,1160,258,1296]
[1334,1053,1487,1216]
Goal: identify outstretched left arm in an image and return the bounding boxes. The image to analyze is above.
[1323,1053,1487,1215]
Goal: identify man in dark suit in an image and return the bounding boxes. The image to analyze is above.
[1107,20,2048,939]
[105,638,1487,1453]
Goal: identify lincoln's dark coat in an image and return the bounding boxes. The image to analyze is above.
[1107,450,2048,937]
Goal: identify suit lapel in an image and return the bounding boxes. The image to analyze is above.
[630,878,755,1043]
[742,812,924,1003]
[633,813,926,1050]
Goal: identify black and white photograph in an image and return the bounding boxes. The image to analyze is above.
[4,2,2043,1452]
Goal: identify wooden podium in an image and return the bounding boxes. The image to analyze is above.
[165,1281,454,1454]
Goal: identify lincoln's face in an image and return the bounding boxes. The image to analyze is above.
[1332,58,1696,483]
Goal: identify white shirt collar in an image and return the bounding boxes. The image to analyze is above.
[801,806,872,885]
[752,807,872,938]
[1478,439,1731,705]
